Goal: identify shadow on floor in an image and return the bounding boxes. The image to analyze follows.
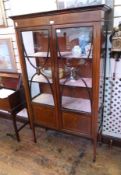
[0,118,121,175]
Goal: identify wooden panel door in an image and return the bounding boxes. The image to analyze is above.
[53,22,101,138]
[18,26,58,129]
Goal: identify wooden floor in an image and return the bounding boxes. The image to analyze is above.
[0,118,121,175]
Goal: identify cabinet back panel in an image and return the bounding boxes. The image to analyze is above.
[40,84,54,94]
[60,86,92,99]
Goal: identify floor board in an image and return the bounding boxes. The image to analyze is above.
[0,118,121,175]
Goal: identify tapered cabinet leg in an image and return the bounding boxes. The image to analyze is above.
[93,138,97,162]
[30,118,36,143]
[26,110,36,142]
[32,123,36,143]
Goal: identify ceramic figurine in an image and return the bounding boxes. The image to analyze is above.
[72,45,82,57]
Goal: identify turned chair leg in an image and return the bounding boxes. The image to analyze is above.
[11,109,36,142]
[93,138,97,162]
[11,113,20,142]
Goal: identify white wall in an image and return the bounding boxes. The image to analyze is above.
[10,0,57,15]
[0,0,57,72]
[102,0,121,138]
[0,0,20,71]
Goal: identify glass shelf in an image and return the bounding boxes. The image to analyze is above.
[58,51,92,59]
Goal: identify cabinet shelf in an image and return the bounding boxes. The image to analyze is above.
[32,94,54,106]
[26,52,50,58]
[25,51,92,59]
[62,96,91,113]
[57,51,92,59]
[30,74,92,88]
[31,74,53,83]
[32,93,91,113]
[60,78,92,88]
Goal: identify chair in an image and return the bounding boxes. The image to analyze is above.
[0,72,36,142]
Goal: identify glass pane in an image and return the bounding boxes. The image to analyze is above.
[21,30,54,106]
[56,27,93,113]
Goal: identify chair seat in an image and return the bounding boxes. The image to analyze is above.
[0,108,28,119]
[0,88,15,99]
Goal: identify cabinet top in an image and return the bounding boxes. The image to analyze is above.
[10,4,110,20]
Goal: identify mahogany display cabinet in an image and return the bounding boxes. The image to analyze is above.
[11,5,110,160]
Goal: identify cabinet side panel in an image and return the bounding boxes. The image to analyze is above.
[91,22,102,138]
[98,22,108,133]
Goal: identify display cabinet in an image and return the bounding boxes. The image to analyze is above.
[11,5,110,160]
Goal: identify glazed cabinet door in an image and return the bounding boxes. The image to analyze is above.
[20,27,57,128]
[54,23,96,137]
